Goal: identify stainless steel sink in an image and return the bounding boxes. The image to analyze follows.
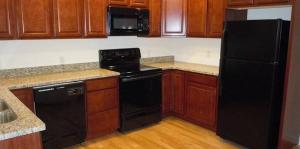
[0,100,17,124]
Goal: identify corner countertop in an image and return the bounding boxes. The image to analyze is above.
[145,61,219,76]
[0,69,119,141]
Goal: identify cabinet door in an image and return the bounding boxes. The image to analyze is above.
[53,0,83,37]
[162,0,187,36]
[130,0,148,7]
[187,0,207,37]
[206,0,226,37]
[0,0,15,39]
[109,0,129,6]
[11,88,34,112]
[254,0,289,5]
[186,82,216,128]
[87,108,119,140]
[228,0,253,6]
[84,0,107,37]
[15,0,52,38]
[171,71,185,115]
[162,71,171,115]
[149,0,161,36]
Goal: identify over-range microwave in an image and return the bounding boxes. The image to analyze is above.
[108,7,149,36]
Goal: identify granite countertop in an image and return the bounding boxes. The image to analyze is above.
[146,61,219,76]
[0,69,119,141]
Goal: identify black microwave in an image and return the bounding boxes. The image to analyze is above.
[108,7,149,36]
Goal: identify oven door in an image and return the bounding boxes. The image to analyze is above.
[119,72,162,131]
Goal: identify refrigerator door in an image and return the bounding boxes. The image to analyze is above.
[218,59,279,149]
[222,20,282,63]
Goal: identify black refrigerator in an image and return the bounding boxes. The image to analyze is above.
[217,19,290,149]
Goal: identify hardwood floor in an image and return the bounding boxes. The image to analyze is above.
[70,117,245,149]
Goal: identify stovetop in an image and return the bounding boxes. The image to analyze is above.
[106,65,162,76]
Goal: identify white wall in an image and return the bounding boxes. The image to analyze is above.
[0,6,292,70]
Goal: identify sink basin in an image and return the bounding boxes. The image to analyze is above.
[0,100,17,124]
[0,100,9,112]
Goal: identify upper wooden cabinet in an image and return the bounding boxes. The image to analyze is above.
[206,0,226,37]
[84,0,107,37]
[130,0,149,7]
[162,0,187,36]
[0,0,15,39]
[53,0,83,38]
[109,0,130,6]
[187,0,207,37]
[15,0,52,38]
[254,0,289,5]
[149,0,161,36]
[228,0,253,6]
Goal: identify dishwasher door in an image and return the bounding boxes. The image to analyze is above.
[34,81,86,149]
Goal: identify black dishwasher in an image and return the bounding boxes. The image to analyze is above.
[33,81,86,149]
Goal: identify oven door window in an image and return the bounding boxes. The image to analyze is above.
[120,75,162,115]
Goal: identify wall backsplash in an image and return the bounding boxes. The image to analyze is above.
[0,37,222,70]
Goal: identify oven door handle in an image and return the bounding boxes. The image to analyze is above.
[121,73,162,82]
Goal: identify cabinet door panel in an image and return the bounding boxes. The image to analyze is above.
[228,0,253,6]
[162,71,171,115]
[0,0,14,39]
[53,0,83,37]
[206,0,226,37]
[87,108,119,140]
[171,71,185,115]
[254,0,289,4]
[11,88,34,112]
[130,0,148,7]
[149,0,161,36]
[109,0,129,5]
[186,83,216,127]
[15,0,52,38]
[84,0,107,37]
[87,88,118,114]
[162,0,187,36]
[187,0,207,37]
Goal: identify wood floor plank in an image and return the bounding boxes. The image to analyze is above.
[69,117,246,149]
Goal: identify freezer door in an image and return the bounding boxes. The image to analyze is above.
[217,59,279,149]
[222,20,282,63]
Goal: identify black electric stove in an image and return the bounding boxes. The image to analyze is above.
[99,48,162,132]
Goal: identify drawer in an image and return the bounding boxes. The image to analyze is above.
[186,72,217,87]
[87,88,118,114]
[86,77,118,91]
[86,108,119,140]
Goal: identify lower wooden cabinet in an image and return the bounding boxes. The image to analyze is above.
[85,77,119,140]
[11,88,34,112]
[0,132,42,149]
[162,70,218,130]
[86,108,119,140]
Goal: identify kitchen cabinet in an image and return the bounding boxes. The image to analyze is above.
[185,72,217,130]
[148,0,162,36]
[254,0,289,5]
[15,0,52,38]
[0,0,15,39]
[85,77,119,140]
[53,0,83,38]
[130,0,149,7]
[11,88,34,112]
[84,0,107,37]
[162,0,187,36]
[0,133,42,149]
[109,0,130,6]
[228,0,253,6]
[206,0,226,37]
[162,71,172,116]
[171,70,185,115]
[187,0,207,37]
